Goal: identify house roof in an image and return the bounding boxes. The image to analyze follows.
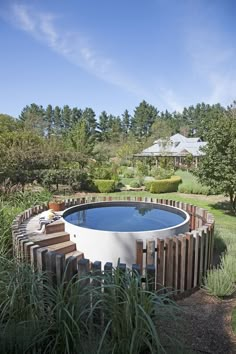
[136,134,207,157]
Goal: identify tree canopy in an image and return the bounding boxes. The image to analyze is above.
[196,103,236,212]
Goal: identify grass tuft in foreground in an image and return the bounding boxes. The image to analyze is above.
[0,257,183,354]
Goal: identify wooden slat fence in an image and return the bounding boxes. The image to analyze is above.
[12,195,215,294]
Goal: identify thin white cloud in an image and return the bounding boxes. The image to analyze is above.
[12,3,35,32]
[159,88,183,112]
[4,3,150,101]
[208,73,236,106]
[186,27,236,106]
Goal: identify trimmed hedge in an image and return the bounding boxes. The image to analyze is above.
[93,179,116,193]
[145,176,182,193]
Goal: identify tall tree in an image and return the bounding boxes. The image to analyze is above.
[82,108,97,135]
[67,119,95,167]
[107,115,122,142]
[121,109,131,135]
[61,105,72,131]
[53,106,62,135]
[71,107,83,127]
[19,103,45,136]
[98,111,109,140]
[45,104,53,137]
[0,114,21,133]
[0,131,48,187]
[197,103,236,212]
[131,100,159,138]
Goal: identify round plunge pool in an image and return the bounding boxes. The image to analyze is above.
[63,201,190,267]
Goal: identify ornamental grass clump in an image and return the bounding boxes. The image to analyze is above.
[203,267,236,297]
[0,258,183,353]
[203,229,236,298]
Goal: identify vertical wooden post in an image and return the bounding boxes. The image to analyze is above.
[165,238,174,289]
[136,240,143,273]
[104,262,112,272]
[65,256,78,282]
[203,226,209,276]
[45,251,57,286]
[210,224,215,266]
[198,229,205,285]
[91,261,102,325]
[104,262,113,293]
[180,236,187,292]
[186,232,194,290]
[78,258,90,276]
[146,264,155,291]
[78,258,90,287]
[24,241,34,263]
[30,245,40,270]
[37,248,48,272]
[55,254,66,285]
[132,264,141,275]
[146,240,155,265]
[156,239,164,289]
[193,232,200,287]
[173,236,181,290]
[192,205,196,230]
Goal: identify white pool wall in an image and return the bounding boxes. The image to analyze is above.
[63,201,190,268]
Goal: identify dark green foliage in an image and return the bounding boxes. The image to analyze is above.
[0,114,21,133]
[81,107,97,135]
[0,190,51,254]
[121,109,131,134]
[39,169,92,191]
[135,160,149,177]
[196,104,236,212]
[131,100,159,138]
[19,103,46,136]
[45,104,54,137]
[93,179,116,193]
[92,166,113,180]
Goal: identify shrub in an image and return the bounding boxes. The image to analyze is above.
[135,160,149,177]
[144,181,153,192]
[145,176,182,193]
[150,167,174,180]
[129,180,141,188]
[178,183,211,195]
[122,168,135,178]
[220,254,236,283]
[92,167,112,179]
[203,267,236,297]
[39,169,92,191]
[93,179,116,193]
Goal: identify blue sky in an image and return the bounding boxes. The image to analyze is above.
[1,0,236,118]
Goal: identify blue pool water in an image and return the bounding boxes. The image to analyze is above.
[64,204,185,232]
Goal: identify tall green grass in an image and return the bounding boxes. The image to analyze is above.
[0,258,183,353]
[0,190,51,255]
[203,228,236,297]
[176,170,212,195]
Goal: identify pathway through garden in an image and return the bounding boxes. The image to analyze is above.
[174,290,236,353]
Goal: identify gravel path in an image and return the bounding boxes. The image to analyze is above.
[175,290,236,353]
